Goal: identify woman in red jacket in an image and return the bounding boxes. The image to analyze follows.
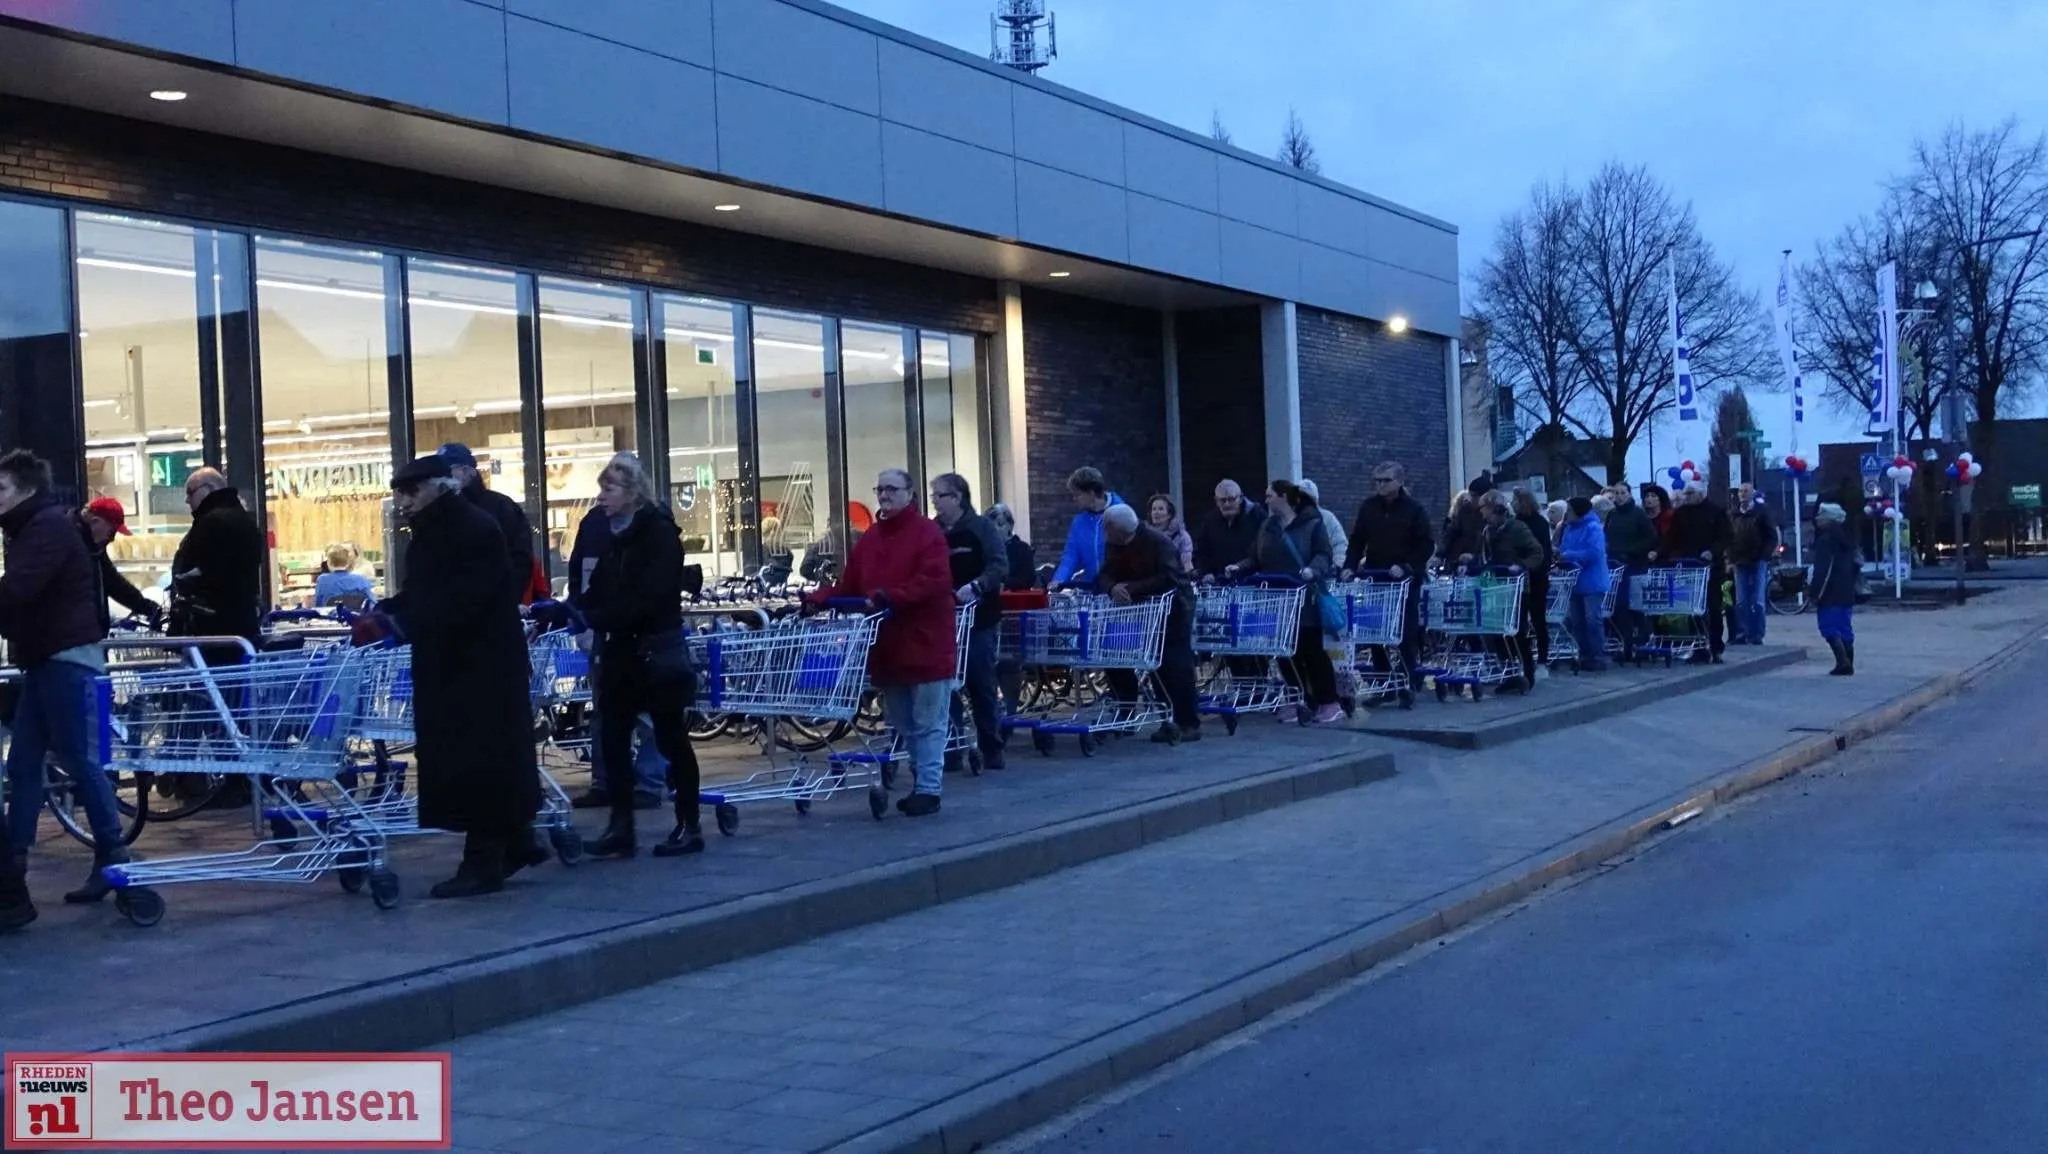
[807,468,957,817]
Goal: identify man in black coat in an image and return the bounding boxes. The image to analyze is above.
[1192,480,1265,579]
[1098,504,1201,743]
[378,455,543,898]
[931,473,1008,770]
[1343,461,1434,696]
[1668,484,1733,662]
[438,443,535,606]
[169,468,264,653]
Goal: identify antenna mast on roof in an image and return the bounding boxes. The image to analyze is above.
[990,0,1056,74]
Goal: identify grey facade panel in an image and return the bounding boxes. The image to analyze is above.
[1370,260,1463,335]
[0,0,235,62]
[1011,85,1124,187]
[1218,220,1300,302]
[1368,204,1461,282]
[506,17,718,172]
[715,75,883,208]
[876,39,1013,154]
[1126,192,1221,285]
[504,0,713,68]
[1014,162,1127,264]
[1122,124,1218,215]
[234,0,510,125]
[1297,241,1372,310]
[710,0,879,115]
[1217,155,1299,236]
[881,122,1017,239]
[1296,181,1375,259]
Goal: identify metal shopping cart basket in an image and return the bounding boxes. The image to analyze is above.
[694,607,891,825]
[1416,568,1528,701]
[1630,563,1711,665]
[1546,565,1582,670]
[941,600,988,773]
[1001,593,1174,755]
[1602,566,1628,656]
[1193,579,1305,734]
[92,647,388,923]
[1332,575,1414,708]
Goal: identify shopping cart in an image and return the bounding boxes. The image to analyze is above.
[93,647,388,924]
[1193,579,1305,734]
[1333,575,1414,708]
[694,605,890,826]
[1602,565,1628,656]
[1631,563,1712,665]
[942,600,985,772]
[1546,565,1582,671]
[1001,593,1175,755]
[1416,567,1528,701]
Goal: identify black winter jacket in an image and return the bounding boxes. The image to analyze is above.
[170,486,264,642]
[463,477,535,605]
[1193,506,1266,579]
[580,503,686,658]
[0,493,104,666]
[1668,501,1733,562]
[1003,536,1038,591]
[941,510,1008,628]
[1810,523,1861,608]
[1344,491,1434,574]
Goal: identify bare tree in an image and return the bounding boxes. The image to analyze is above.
[1565,163,1771,480]
[1210,111,1233,147]
[1276,108,1320,174]
[1473,181,1591,441]
[1705,387,1758,499]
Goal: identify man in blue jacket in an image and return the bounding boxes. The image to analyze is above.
[1051,466,1123,588]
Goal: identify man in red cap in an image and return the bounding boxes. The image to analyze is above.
[78,497,162,631]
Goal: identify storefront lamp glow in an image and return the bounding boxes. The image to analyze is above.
[713,204,741,212]
[149,90,188,102]
[1048,270,1071,278]
[1387,315,1410,334]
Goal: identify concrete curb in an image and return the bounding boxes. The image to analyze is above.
[1366,647,1806,750]
[133,748,1398,1055]
[826,626,2044,1154]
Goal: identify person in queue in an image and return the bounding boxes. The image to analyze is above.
[1341,460,1433,702]
[79,497,162,629]
[575,454,705,859]
[1477,490,1545,688]
[0,450,148,914]
[1193,480,1265,580]
[437,443,534,604]
[1810,502,1858,675]
[808,469,956,817]
[170,467,263,656]
[1602,483,1656,662]
[565,452,667,813]
[1097,503,1202,743]
[931,473,1009,772]
[1052,466,1122,587]
[1230,480,1343,726]
[1728,481,1780,645]
[1440,474,1492,567]
[987,502,1037,717]
[1511,488,1554,672]
[313,542,375,609]
[1296,480,1350,570]
[368,455,543,897]
[1668,482,1732,663]
[1639,483,1675,544]
[1556,496,1612,672]
[1145,494,1195,573]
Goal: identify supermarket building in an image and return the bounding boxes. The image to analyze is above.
[0,0,1461,596]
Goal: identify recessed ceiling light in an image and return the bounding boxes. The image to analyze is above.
[1048,270,1072,278]
[149,89,188,102]
[713,203,741,212]
[1387,315,1410,334]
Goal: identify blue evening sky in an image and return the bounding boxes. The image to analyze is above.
[838,0,2048,470]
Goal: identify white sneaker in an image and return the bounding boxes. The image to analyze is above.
[1276,705,1300,723]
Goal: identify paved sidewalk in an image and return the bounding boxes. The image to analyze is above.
[433,586,2048,1154]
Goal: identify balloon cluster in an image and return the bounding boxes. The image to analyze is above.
[1946,452,1983,484]
[1783,454,1811,479]
[1863,497,1903,522]
[1884,455,1916,486]
[1663,459,1700,488]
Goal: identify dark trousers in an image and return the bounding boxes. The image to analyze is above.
[0,821,24,898]
[1703,567,1726,656]
[959,625,1003,755]
[1522,570,1549,672]
[1106,602,1201,732]
[1280,619,1339,708]
[1365,578,1423,691]
[598,673,702,826]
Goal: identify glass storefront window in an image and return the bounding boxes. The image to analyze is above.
[949,332,986,507]
[841,320,909,529]
[538,277,636,581]
[1,198,78,601]
[753,310,831,581]
[661,297,742,580]
[252,237,391,605]
[408,258,525,504]
[75,213,209,592]
[915,331,985,507]
[919,334,954,484]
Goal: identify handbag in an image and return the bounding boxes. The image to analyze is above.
[1278,528,1344,636]
[635,627,698,701]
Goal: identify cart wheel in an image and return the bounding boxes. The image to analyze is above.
[1078,732,1098,757]
[1032,730,1055,756]
[867,786,888,821]
[548,826,585,866]
[115,887,165,928]
[267,816,296,843]
[794,797,812,815]
[715,804,740,837]
[1223,715,1239,736]
[369,870,401,911]
[1435,683,1449,702]
[1470,683,1485,701]
[337,866,366,894]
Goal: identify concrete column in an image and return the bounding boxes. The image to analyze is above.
[1162,311,1184,511]
[1446,335,1467,495]
[991,280,1031,536]
[1261,301,1301,481]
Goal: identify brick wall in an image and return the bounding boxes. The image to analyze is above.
[1020,288,1167,558]
[0,96,998,335]
[1296,306,1451,528]
[1175,306,1267,506]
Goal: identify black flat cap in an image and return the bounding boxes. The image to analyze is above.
[391,454,453,488]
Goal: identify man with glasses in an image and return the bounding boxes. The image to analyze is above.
[1193,480,1265,580]
[1342,461,1434,703]
[930,474,1009,771]
[169,467,264,658]
[808,469,956,817]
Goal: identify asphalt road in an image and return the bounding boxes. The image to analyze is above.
[1022,643,2048,1154]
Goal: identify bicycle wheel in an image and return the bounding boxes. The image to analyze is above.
[852,690,889,737]
[688,710,735,742]
[127,771,225,822]
[46,763,149,848]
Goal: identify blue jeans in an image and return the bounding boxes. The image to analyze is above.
[588,708,667,798]
[6,659,125,852]
[883,680,951,798]
[1733,561,1769,643]
[1817,606,1854,643]
[1568,592,1609,669]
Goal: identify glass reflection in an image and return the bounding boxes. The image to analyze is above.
[661,297,742,581]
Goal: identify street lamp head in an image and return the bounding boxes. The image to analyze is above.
[1915,280,1939,302]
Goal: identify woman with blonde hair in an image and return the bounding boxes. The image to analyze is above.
[314,542,374,608]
